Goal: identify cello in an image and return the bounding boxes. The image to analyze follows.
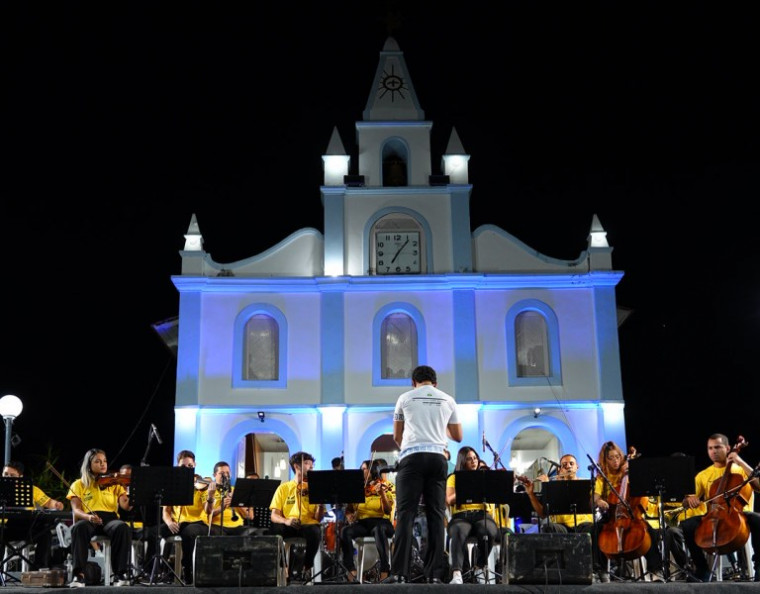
[598,446,651,561]
[694,435,751,555]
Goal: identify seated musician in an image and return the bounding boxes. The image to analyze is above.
[162,450,215,585]
[203,461,255,536]
[1,460,65,570]
[593,441,664,582]
[268,451,327,582]
[520,454,594,533]
[680,433,760,582]
[446,446,499,584]
[66,448,133,588]
[341,459,395,582]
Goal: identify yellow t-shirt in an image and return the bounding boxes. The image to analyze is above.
[693,464,753,513]
[67,479,126,514]
[206,487,245,527]
[168,488,211,524]
[270,480,321,525]
[356,479,395,520]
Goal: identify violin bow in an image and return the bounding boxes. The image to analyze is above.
[45,461,98,517]
[298,453,304,522]
[365,451,377,488]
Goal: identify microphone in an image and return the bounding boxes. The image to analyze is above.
[543,457,560,468]
[150,424,163,445]
[482,432,486,453]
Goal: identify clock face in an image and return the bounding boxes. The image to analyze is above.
[375,231,421,274]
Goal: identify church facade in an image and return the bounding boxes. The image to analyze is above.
[171,37,626,481]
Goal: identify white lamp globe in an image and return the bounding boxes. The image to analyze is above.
[0,395,23,419]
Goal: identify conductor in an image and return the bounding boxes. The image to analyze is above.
[386,365,463,584]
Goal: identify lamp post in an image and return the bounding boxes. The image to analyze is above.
[0,394,23,465]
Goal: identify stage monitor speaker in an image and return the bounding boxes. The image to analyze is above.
[344,175,365,187]
[504,532,593,585]
[429,174,450,186]
[194,535,286,586]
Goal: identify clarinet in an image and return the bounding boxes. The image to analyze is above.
[222,476,239,522]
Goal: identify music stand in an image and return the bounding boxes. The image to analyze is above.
[231,478,279,532]
[455,470,514,583]
[231,478,280,508]
[510,492,537,530]
[305,470,364,583]
[628,456,695,582]
[129,466,194,586]
[0,477,34,586]
[542,480,593,530]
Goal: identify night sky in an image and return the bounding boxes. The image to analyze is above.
[3,3,758,489]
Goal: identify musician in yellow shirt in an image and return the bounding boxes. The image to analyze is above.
[2,460,65,569]
[269,451,327,582]
[162,450,215,584]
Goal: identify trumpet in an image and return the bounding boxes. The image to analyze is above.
[663,505,686,527]
[550,471,577,481]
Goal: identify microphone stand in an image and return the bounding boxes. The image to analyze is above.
[586,454,609,580]
[587,455,632,518]
[483,435,508,470]
[140,427,159,467]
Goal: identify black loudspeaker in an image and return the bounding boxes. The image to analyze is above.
[194,535,287,586]
[504,532,593,584]
[344,175,365,187]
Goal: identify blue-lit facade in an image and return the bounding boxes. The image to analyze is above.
[170,37,627,481]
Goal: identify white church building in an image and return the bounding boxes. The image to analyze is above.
[170,37,627,484]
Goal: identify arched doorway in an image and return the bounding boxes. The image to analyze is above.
[238,432,290,480]
[509,427,559,479]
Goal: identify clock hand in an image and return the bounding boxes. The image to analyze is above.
[391,238,410,264]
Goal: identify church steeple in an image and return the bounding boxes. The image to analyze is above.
[322,126,350,186]
[362,37,424,122]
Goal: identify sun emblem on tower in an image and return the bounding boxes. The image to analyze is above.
[378,65,408,102]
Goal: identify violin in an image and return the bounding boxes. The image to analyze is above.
[694,435,752,555]
[96,470,131,488]
[364,479,389,497]
[598,445,651,561]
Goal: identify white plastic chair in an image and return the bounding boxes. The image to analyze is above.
[90,535,111,585]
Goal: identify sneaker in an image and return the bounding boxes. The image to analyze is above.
[380,574,407,584]
[599,571,611,583]
[449,571,463,584]
[113,573,132,587]
[69,575,85,588]
[650,569,665,582]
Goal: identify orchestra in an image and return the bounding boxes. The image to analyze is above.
[9,431,760,587]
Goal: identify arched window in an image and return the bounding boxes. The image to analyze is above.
[382,138,409,187]
[373,303,426,386]
[244,314,279,380]
[233,304,287,388]
[506,300,562,386]
[515,311,548,377]
[381,313,418,379]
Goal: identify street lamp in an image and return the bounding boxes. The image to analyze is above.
[0,394,23,465]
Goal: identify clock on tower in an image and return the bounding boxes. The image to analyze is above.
[374,231,421,275]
